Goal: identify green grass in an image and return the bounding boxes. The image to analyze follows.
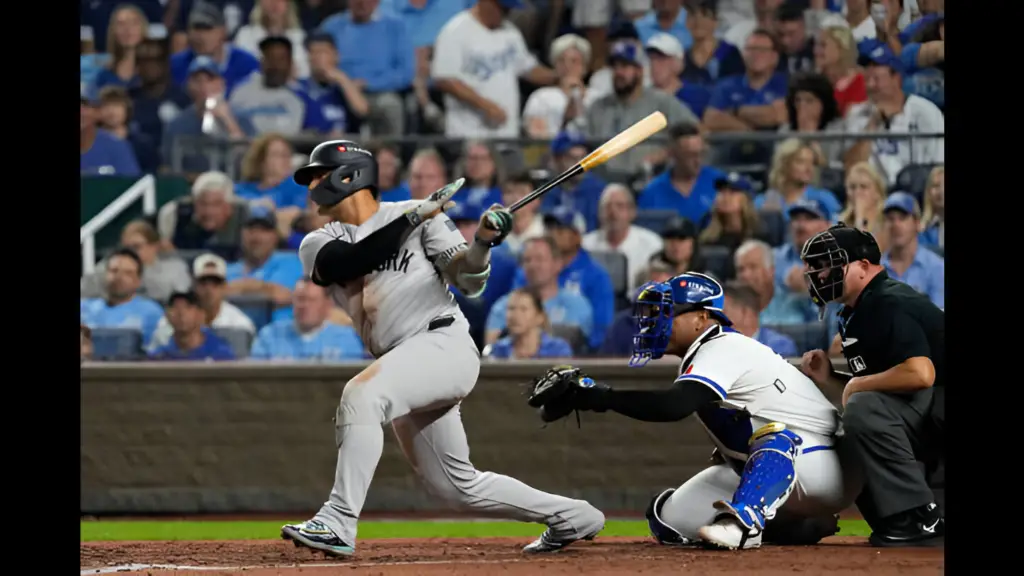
[80,519,872,542]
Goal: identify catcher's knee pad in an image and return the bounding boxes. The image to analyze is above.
[714,423,803,532]
[645,489,693,546]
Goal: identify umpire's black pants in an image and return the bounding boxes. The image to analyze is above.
[842,387,944,526]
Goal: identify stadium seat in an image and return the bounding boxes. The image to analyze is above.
[818,167,846,206]
[701,245,734,282]
[589,250,629,302]
[227,295,275,330]
[758,210,786,247]
[764,322,830,355]
[90,327,144,360]
[633,209,679,234]
[550,324,587,355]
[213,328,253,359]
[893,163,942,204]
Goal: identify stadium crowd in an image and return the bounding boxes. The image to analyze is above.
[80,0,945,363]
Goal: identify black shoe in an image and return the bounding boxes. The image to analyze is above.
[868,503,944,548]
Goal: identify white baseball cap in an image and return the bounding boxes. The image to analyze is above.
[193,253,227,280]
[645,33,684,60]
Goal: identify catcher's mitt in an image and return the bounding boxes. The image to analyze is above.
[527,365,606,425]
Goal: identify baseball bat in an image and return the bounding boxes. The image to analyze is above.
[508,111,669,213]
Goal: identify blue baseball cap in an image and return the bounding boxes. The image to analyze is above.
[788,198,831,221]
[666,272,732,326]
[857,40,904,74]
[608,41,642,66]
[187,55,222,77]
[883,191,921,217]
[446,202,482,223]
[497,0,525,8]
[551,130,587,156]
[245,205,277,229]
[542,205,586,234]
[713,172,753,194]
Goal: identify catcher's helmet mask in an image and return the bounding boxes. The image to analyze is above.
[800,223,881,315]
[294,140,379,207]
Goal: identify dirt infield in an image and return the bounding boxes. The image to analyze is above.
[81,536,943,575]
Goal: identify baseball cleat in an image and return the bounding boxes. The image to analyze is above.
[281,520,355,557]
[523,513,605,554]
[868,503,945,548]
[698,517,763,550]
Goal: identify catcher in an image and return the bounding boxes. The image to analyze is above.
[528,272,860,549]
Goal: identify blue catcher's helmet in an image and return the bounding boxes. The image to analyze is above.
[629,272,732,367]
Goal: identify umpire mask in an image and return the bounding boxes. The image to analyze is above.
[800,224,881,317]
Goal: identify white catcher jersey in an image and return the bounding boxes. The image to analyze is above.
[677,325,840,461]
[299,201,467,357]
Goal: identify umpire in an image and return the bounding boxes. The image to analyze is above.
[798,224,944,547]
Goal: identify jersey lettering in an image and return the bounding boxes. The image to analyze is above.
[376,248,414,274]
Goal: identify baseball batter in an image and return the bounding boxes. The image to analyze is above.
[528,272,860,549]
[280,141,604,557]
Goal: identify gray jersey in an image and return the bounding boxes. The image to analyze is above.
[299,201,467,357]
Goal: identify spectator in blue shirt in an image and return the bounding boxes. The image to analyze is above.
[634,0,692,50]
[162,56,257,175]
[756,138,842,221]
[170,3,260,96]
[919,166,944,252]
[129,38,192,150]
[89,3,148,94]
[236,134,309,232]
[485,289,575,360]
[880,192,944,309]
[96,86,160,174]
[681,0,745,87]
[81,89,141,177]
[81,0,165,64]
[371,142,409,202]
[319,0,415,135]
[898,15,944,111]
[488,236,594,348]
[772,198,832,298]
[722,281,799,358]
[704,28,788,134]
[637,121,724,224]
[540,131,607,233]
[80,248,165,348]
[735,239,816,327]
[250,280,366,361]
[225,206,305,321]
[149,290,237,361]
[599,255,675,357]
[645,34,711,120]
[384,0,471,50]
[298,33,369,136]
[454,140,505,213]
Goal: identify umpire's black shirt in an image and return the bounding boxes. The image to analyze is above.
[838,271,945,417]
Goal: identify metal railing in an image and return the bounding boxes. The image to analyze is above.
[80,175,157,274]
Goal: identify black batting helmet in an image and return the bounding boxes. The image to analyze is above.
[294,140,379,207]
[800,223,881,313]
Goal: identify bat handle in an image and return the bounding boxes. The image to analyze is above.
[508,165,584,213]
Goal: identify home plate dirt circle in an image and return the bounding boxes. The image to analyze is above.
[80,536,943,575]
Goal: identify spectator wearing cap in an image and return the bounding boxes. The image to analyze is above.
[881,192,944,309]
[431,0,557,139]
[734,239,816,326]
[233,0,310,79]
[586,22,653,106]
[159,171,249,258]
[578,41,696,175]
[699,172,771,253]
[161,56,257,176]
[814,25,866,117]
[225,206,305,317]
[773,198,832,296]
[149,290,237,361]
[756,138,842,222]
[82,219,191,303]
[775,1,814,75]
[229,36,331,136]
[837,161,889,251]
[484,288,575,360]
[501,172,546,255]
[170,2,260,96]
[81,89,142,177]
[600,253,677,356]
[635,0,692,50]
[637,122,725,224]
[129,38,192,150]
[723,0,782,53]
[582,184,664,293]
[645,33,712,119]
[453,140,505,212]
[487,236,594,347]
[297,33,369,136]
[148,253,256,352]
[704,28,788,134]
[919,165,943,252]
[317,0,417,136]
[521,34,594,138]
[656,216,703,275]
[681,0,745,88]
[95,86,160,174]
[250,279,366,361]
[81,248,166,349]
[844,40,944,184]
[569,1,651,73]
[236,133,308,238]
[539,132,608,232]
[404,147,449,202]
[512,207,615,349]
[778,73,845,169]
[723,280,798,357]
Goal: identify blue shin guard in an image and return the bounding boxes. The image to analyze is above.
[713,423,803,532]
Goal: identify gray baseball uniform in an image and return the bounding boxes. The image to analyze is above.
[298,201,603,545]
